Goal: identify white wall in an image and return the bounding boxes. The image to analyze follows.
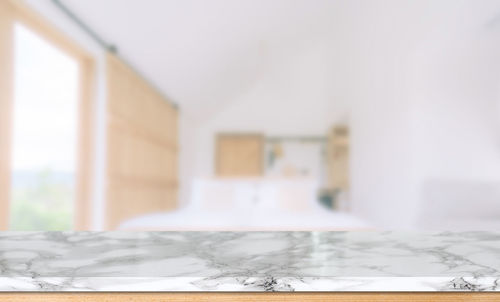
[344,35,420,229]
[412,31,500,182]
[410,28,500,227]
[348,12,500,229]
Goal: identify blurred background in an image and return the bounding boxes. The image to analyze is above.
[1,0,500,231]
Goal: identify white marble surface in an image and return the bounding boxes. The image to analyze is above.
[0,231,499,292]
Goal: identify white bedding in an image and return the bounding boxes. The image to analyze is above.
[120,178,370,231]
[119,208,370,231]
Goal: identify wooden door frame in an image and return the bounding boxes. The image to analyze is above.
[0,0,95,230]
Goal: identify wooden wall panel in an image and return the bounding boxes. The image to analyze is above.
[107,181,176,226]
[106,54,178,229]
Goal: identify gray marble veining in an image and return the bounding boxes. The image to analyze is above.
[0,231,499,291]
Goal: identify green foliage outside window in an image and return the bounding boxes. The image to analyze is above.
[9,169,73,231]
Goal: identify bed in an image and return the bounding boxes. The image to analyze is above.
[119,178,369,231]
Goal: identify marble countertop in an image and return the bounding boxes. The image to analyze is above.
[0,231,499,292]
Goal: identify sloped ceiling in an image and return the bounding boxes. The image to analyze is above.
[61,0,500,121]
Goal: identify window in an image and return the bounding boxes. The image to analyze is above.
[0,0,94,230]
[9,23,80,230]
